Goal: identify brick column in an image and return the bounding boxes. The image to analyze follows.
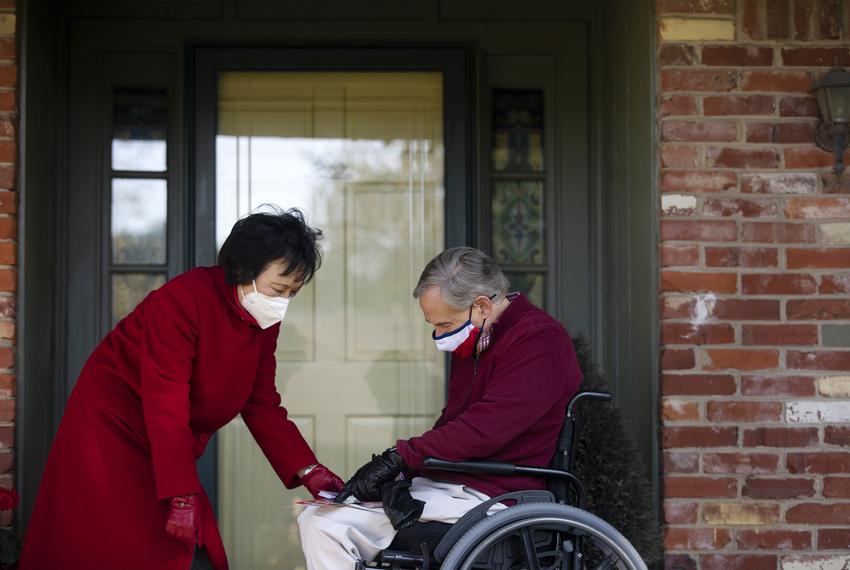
[658,0,850,568]
[0,0,14,525]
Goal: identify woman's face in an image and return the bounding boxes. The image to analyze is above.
[243,259,305,299]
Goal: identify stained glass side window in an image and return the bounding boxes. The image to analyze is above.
[491,89,544,173]
[492,181,544,266]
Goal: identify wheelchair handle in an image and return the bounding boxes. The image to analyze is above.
[566,391,613,419]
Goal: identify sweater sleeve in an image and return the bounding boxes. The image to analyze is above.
[241,328,318,489]
[139,283,203,500]
[396,324,578,471]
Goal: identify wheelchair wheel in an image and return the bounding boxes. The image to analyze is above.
[440,503,647,570]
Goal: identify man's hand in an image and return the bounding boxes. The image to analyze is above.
[300,464,345,499]
[334,448,408,503]
[165,494,200,547]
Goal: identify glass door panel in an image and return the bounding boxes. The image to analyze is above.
[215,71,445,569]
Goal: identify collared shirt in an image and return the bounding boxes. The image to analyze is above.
[477,292,520,354]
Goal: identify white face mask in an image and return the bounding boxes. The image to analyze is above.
[240,280,290,329]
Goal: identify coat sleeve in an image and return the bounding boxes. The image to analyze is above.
[240,328,318,489]
[396,325,581,471]
[140,282,202,500]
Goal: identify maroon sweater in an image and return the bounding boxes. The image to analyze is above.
[396,294,583,498]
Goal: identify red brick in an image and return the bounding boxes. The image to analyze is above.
[783,47,850,66]
[743,477,816,499]
[0,39,14,62]
[703,198,778,218]
[744,427,820,448]
[661,295,697,319]
[714,299,780,320]
[741,0,766,40]
[0,120,13,139]
[704,95,774,115]
[818,528,850,549]
[0,374,13,398]
[657,0,735,13]
[664,527,732,551]
[664,451,700,472]
[787,350,850,371]
[706,247,778,267]
[788,248,850,269]
[742,221,815,243]
[785,198,850,219]
[785,147,850,169]
[665,476,738,498]
[703,452,780,474]
[779,96,820,117]
[774,122,816,143]
[662,271,737,294]
[661,145,699,168]
[662,170,737,192]
[704,348,779,371]
[661,69,737,92]
[824,477,850,497]
[662,243,699,266]
[742,70,812,93]
[793,0,840,40]
[0,426,12,448]
[0,92,14,114]
[820,273,850,294]
[0,452,11,474]
[0,191,15,214]
[737,529,811,550]
[742,172,817,195]
[742,273,817,295]
[0,242,14,265]
[660,44,698,66]
[787,300,850,320]
[662,322,735,344]
[742,324,819,346]
[0,297,13,319]
[0,166,12,190]
[742,375,816,396]
[663,426,738,447]
[661,220,737,241]
[0,65,15,89]
[708,401,783,422]
[788,452,850,474]
[664,501,698,524]
[818,0,842,39]
[663,373,737,395]
[662,348,695,370]
[706,148,779,168]
[0,268,14,292]
[746,122,774,143]
[702,45,773,66]
[787,503,850,524]
[826,426,850,447]
[0,140,14,163]
[823,172,850,194]
[700,554,776,570]
[662,399,700,421]
[660,95,698,117]
[665,554,697,570]
[662,121,738,142]
[0,399,12,422]
[0,347,13,369]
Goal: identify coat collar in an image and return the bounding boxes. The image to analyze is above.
[487,292,532,346]
[213,265,263,328]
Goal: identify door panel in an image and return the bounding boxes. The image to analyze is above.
[215,71,445,569]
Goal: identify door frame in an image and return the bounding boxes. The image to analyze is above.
[191,47,472,508]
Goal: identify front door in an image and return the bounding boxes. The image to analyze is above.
[194,50,469,569]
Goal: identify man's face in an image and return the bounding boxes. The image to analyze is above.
[419,286,475,336]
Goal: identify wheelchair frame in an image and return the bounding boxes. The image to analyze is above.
[356,392,648,570]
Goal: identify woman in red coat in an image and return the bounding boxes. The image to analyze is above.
[20,209,343,570]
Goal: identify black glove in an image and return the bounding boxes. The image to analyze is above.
[334,448,408,503]
[381,479,425,530]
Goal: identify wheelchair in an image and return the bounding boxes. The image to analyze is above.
[356,391,648,570]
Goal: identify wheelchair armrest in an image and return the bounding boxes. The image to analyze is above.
[424,457,577,480]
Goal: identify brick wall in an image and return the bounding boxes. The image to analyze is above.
[657,0,850,568]
[0,0,13,524]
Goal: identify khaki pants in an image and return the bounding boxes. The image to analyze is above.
[297,477,503,570]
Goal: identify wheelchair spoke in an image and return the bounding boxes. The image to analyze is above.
[520,528,541,570]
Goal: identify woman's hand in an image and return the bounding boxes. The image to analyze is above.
[300,464,345,500]
[334,448,408,503]
[165,494,201,547]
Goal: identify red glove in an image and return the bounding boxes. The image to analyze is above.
[165,494,201,547]
[301,464,345,500]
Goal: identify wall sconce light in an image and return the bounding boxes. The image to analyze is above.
[812,66,850,175]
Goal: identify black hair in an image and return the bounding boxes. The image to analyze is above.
[217,207,323,286]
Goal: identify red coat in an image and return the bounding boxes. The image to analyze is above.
[20,266,317,570]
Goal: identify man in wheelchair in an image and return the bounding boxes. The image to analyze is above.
[297,247,583,569]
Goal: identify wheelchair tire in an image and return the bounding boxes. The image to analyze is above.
[439,503,647,570]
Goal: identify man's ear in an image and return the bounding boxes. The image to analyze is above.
[473,295,494,318]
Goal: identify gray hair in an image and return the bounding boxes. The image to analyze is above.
[413,247,510,309]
